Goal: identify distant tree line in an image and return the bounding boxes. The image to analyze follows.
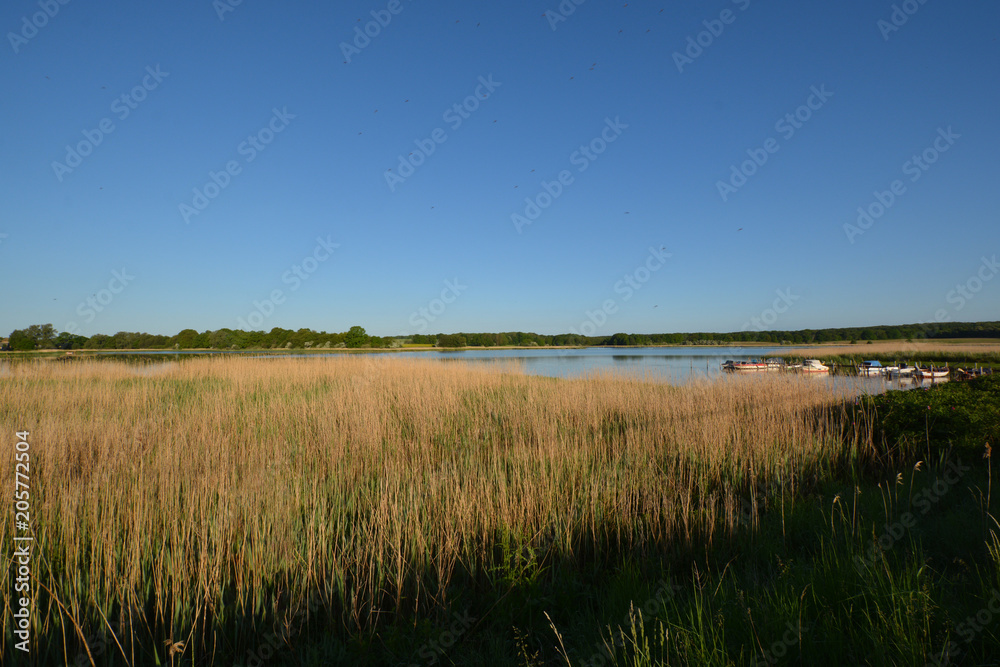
[417,321,1000,347]
[4,321,999,352]
[3,325,390,351]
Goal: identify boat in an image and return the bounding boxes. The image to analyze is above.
[857,360,886,377]
[889,363,916,377]
[955,367,994,380]
[800,359,829,373]
[916,366,949,380]
[721,359,769,372]
[765,358,787,371]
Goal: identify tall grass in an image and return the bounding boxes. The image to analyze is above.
[0,357,923,663]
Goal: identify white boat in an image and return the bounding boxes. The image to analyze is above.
[721,360,769,372]
[916,366,949,379]
[800,359,829,373]
[857,360,886,377]
[889,363,916,377]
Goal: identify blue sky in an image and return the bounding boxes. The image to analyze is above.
[2,0,998,338]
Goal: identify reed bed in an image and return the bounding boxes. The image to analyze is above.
[781,340,1000,358]
[0,356,870,663]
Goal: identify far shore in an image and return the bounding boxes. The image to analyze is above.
[4,338,1000,357]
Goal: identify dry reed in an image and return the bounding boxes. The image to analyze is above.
[0,356,864,656]
[781,341,1000,357]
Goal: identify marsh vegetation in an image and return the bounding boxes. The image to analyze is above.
[1,357,997,665]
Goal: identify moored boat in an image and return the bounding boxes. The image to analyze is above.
[916,366,949,379]
[800,359,829,373]
[857,360,885,377]
[889,363,916,377]
[721,359,769,372]
[765,358,787,371]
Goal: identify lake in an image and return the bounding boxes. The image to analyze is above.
[382,346,931,392]
[388,345,777,381]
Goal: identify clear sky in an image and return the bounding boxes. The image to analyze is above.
[2,0,998,338]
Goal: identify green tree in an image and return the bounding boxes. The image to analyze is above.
[8,329,35,350]
[344,326,369,348]
[368,335,391,348]
[8,324,57,350]
[437,334,467,348]
[31,324,56,348]
[54,332,87,349]
[172,329,199,349]
[210,329,233,349]
[84,334,112,349]
[112,331,138,349]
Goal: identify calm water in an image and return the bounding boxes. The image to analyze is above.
[388,346,776,381]
[381,346,933,392]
